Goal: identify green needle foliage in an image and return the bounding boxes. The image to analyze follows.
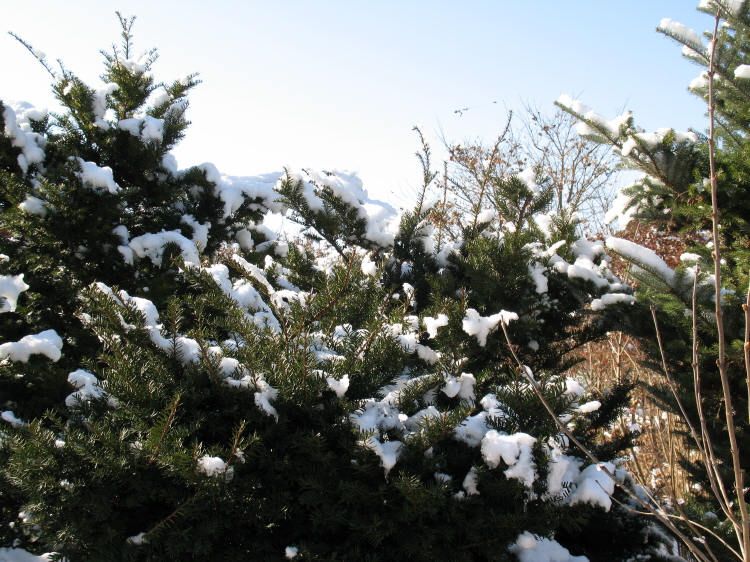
[0,13,673,562]
[557,2,750,559]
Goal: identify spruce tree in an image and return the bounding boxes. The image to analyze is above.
[1,14,672,562]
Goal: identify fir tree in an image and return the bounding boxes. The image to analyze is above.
[0,14,283,551]
[557,1,750,559]
[0,12,290,423]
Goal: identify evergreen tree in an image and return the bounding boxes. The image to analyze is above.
[0,14,283,421]
[557,1,750,559]
[1,14,671,562]
[0,14,283,551]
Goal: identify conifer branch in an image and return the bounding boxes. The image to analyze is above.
[7,32,57,78]
[198,340,226,393]
[306,250,357,327]
[149,394,181,461]
[344,286,397,374]
[457,536,503,550]
[717,119,744,150]
[115,12,137,60]
[142,492,200,542]
[434,163,449,252]
[301,328,310,383]
[224,421,247,471]
[290,299,311,361]
[83,420,118,452]
[411,126,437,217]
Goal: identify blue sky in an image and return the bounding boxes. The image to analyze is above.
[3,1,711,203]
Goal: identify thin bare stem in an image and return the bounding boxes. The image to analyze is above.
[610,494,739,561]
[674,500,722,562]
[744,280,750,424]
[651,306,707,458]
[653,304,737,526]
[708,10,750,559]
[691,267,737,521]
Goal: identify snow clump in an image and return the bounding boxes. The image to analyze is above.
[509,536,590,562]
[0,329,63,363]
[1,411,27,427]
[0,273,30,312]
[462,309,517,346]
[76,158,120,194]
[589,293,636,311]
[556,94,630,139]
[197,455,231,478]
[480,430,537,488]
[659,18,703,47]
[363,435,403,474]
[700,0,743,16]
[606,237,674,284]
[91,83,119,130]
[326,374,350,397]
[118,115,164,142]
[515,168,541,197]
[442,373,476,401]
[423,313,449,338]
[3,102,47,174]
[127,532,148,545]
[568,462,617,511]
[515,531,537,550]
[0,547,55,561]
[66,369,112,408]
[604,186,637,228]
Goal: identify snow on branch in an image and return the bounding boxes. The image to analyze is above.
[3,102,47,174]
[0,273,29,313]
[481,430,537,487]
[699,0,744,17]
[76,158,120,194]
[66,369,114,408]
[0,329,63,363]
[606,237,675,284]
[197,455,234,480]
[462,309,518,346]
[556,94,630,140]
[659,18,705,48]
[362,435,403,474]
[509,535,588,562]
[1,410,27,427]
[278,168,399,249]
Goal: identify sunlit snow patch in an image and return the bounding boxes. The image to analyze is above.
[0,329,63,363]
[508,536,589,562]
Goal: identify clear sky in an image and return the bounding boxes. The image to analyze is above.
[3,1,711,203]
